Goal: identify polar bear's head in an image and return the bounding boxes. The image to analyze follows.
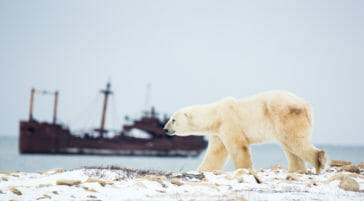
[163,105,218,136]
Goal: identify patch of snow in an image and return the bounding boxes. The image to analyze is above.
[0,167,363,201]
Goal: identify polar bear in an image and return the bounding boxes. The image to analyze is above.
[164,91,327,174]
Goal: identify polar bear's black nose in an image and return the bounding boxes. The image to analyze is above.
[163,128,169,133]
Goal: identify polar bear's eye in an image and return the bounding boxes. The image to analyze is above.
[172,119,175,124]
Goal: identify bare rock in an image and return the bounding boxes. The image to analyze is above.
[329,160,352,167]
[257,168,264,173]
[82,186,98,192]
[325,174,347,184]
[9,187,22,195]
[89,188,97,192]
[181,172,205,180]
[344,173,363,179]
[42,168,64,175]
[52,191,58,194]
[307,169,314,175]
[86,178,106,186]
[87,195,97,198]
[170,178,184,186]
[305,180,317,187]
[97,179,106,186]
[272,164,286,170]
[286,173,299,181]
[51,168,64,173]
[0,171,11,175]
[86,177,98,182]
[224,175,234,180]
[187,181,219,190]
[326,169,335,173]
[37,194,51,200]
[249,170,263,184]
[212,170,225,175]
[159,175,168,180]
[144,175,167,188]
[231,192,248,201]
[233,171,245,182]
[339,177,359,192]
[357,162,364,169]
[305,181,311,187]
[134,181,147,188]
[340,165,360,174]
[56,179,81,186]
[1,177,8,181]
[253,174,263,184]
[236,177,244,183]
[272,164,287,174]
[295,170,306,174]
[38,184,52,188]
[234,169,249,177]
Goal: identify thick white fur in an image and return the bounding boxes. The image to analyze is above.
[164,91,327,174]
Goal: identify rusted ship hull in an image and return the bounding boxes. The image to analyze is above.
[19,121,207,157]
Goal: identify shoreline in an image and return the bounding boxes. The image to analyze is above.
[1,162,363,201]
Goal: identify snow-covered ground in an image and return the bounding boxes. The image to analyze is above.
[0,163,363,201]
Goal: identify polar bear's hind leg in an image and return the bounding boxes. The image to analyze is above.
[283,149,307,173]
[282,136,326,174]
[273,103,326,174]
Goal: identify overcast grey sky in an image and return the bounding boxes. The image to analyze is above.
[0,1,363,145]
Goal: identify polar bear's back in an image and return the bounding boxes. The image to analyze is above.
[235,91,313,144]
[258,91,313,127]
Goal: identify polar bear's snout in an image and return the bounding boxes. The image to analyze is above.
[164,128,175,136]
[165,129,175,136]
[163,123,175,136]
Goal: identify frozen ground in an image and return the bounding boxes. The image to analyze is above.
[0,163,363,201]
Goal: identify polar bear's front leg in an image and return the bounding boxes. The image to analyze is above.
[198,135,228,172]
[220,128,253,170]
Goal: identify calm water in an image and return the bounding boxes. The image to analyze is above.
[0,136,363,172]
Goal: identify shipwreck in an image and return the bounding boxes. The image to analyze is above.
[19,83,207,157]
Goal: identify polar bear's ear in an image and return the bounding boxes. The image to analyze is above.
[184,113,191,119]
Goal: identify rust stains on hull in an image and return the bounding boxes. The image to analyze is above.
[19,121,207,157]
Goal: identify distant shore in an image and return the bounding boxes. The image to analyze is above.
[0,161,363,201]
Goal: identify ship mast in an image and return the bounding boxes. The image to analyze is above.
[98,82,112,138]
[28,88,59,124]
[29,88,35,121]
[53,91,59,124]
